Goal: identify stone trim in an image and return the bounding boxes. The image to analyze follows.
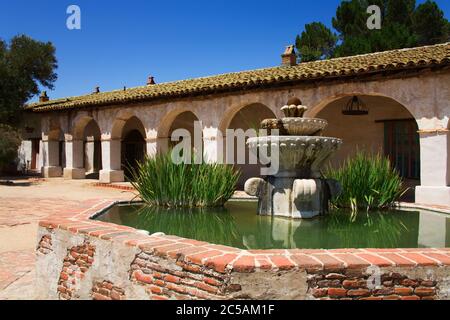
[90,183,135,191]
[418,129,450,134]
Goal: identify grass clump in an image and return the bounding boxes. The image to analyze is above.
[129,152,240,208]
[326,151,406,211]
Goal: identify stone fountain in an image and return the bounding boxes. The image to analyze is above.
[244,99,343,219]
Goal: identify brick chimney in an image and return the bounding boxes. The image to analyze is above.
[147,76,156,85]
[281,45,297,67]
[39,91,49,102]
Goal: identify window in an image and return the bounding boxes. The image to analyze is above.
[384,120,420,180]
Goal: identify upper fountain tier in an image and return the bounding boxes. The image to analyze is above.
[249,100,342,178]
[261,102,328,136]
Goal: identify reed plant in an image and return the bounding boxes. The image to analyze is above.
[326,152,406,211]
[129,152,240,208]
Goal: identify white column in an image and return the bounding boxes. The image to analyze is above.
[416,131,450,205]
[63,138,86,179]
[203,127,223,163]
[146,138,158,159]
[99,138,124,183]
[84,138,95,173]
[41,139,62,178]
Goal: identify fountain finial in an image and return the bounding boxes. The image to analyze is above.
[281,98,308,118]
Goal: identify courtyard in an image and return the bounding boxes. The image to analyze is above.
[1,0,450,304]
[0,178,134,299]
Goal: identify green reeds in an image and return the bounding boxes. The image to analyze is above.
[326,151,407,211]
[129,152,240,208]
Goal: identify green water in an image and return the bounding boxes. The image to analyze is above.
[96,201,450,250]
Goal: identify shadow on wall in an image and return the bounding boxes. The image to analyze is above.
[315,95,421,203]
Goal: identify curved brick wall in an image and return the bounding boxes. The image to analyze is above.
[35,200,450,300]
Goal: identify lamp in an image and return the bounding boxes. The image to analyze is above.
[342,96,369,116]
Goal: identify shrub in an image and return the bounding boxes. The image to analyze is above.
[129,152,240,208]
[325,152,406,211]
[0,124,21,172]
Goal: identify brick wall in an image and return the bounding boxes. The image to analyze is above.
[34,200,450,300]
[308,270,439,300]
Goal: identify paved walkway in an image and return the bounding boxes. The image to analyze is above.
[0,178,134,300]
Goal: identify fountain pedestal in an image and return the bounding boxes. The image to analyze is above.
[244,102,343,219]
[246,177,341,219]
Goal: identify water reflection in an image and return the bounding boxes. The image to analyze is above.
[97,201,449,250]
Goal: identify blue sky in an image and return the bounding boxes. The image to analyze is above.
[1,0,449,102]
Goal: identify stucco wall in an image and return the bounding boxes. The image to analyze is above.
[317,95,414,167]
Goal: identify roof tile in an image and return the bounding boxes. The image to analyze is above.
[28,43,450,112]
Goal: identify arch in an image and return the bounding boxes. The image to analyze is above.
[314,94,421,202]
[70,116,103,179]
[117,116,147,178]
[156,109,201,154]
[308,92,419,122]
[110,111,146,140]
[43,116,65,175]
[46,116,63,141]
[157,108,201,139]
[222,103,277,189]
[218,101,277,134]
[72,115,96,140]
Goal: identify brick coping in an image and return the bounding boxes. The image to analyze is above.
[39,199,450,274]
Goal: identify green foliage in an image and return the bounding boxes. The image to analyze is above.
[0,35,57,125]
[295,0,449,62]
[326,152,405,211]
[0,124,22,170]
[412,0,450,45]
[129,152,240,208]
[295,22,337,62]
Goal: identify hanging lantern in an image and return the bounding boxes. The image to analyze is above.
[342,96,369,116]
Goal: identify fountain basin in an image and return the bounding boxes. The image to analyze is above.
[281,118,328,136]
[261,118,328,136]
[248,136,342,178]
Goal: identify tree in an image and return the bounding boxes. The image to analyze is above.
[412,0,450,45]
[0,124,22,172]
[333,0,417,57]
[295,22,337,62]
[294,0,449,61]
[0,35,57,126]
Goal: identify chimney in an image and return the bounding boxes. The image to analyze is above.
[281,45,297,67]
[147,76,156,85]
[39,91,49,103]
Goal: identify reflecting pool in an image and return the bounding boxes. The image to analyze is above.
[96,201,450,250]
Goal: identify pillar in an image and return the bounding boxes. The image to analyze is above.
[41,139,62,178]
[203,127,223,163]
[146,138,158,158]
[416,130,450,205]
[99,138,124,183]
[84,137,95,174]
[63,138,86,179]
